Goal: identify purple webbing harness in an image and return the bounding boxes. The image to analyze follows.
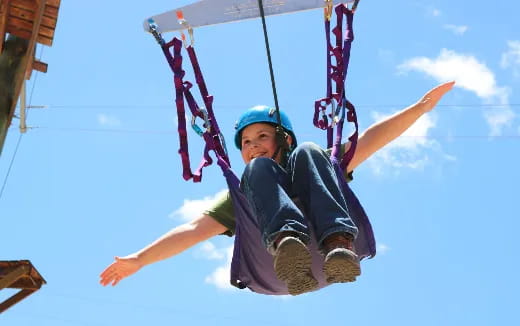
[314,4,359,170]
[150,4,375,295]
[151,27,230,182]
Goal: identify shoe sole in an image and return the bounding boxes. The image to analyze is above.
[273,237,319,296]
[323,248,361,283]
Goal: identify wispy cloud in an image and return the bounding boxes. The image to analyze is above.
[367,112,447,175]
[501,40,520,77]
[170,189,228,222]
[377,243,390,255]
[204,245,237,291]
[97,114,121,127]
[431,8,442,17]
[443,24,468,36]
[171,191,236,291]
[398,49,515,136]
[196,241,227,260]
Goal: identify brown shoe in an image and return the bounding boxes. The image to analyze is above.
[273,235,318,295]
[322,233,361,283]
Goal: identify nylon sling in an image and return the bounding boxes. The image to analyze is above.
[149,2,375,295]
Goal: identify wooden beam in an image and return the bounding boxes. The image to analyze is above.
[0,289,35,314]
[0,264,30,289]
[0,0,11,53]
[7,16,55,46]
[0,261,46,314]
[0,35,29,155]
[11,0,60,19]
[9,5,57,30]
[32,58,46,72]
[6,0,60,47]
[0,0,60,153]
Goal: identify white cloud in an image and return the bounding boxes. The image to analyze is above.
[377,243,390,255]
[367,112,445,174]
[443,24,468,36]
[170,189,228,221]
[97,114,121,127]
[432,9,441,17]
[399,49,515,135]
[196,241,227,260]
[204,245,237,291]
[501,40,520,77]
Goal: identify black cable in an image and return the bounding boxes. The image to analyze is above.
[0,134,23,200]
[257,0,291,165]
[257,0,281,126]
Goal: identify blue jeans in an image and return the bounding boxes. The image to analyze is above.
[241,142,358,252]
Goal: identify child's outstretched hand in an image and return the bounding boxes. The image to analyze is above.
[99,255,143,286]
[418,81,455,113]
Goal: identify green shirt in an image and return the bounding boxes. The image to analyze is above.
[203,145,353,236]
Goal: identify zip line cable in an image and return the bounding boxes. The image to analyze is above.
[22,103,520,110]
[0,134,23,200]
[21,126,520,139]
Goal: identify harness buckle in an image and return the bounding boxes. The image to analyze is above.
[176,11,195,47]
[324,0,333,21]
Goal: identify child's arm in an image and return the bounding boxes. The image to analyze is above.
[345,81,455,173]
[99,214,228,286]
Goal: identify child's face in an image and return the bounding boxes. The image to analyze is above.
[240,123,292,164]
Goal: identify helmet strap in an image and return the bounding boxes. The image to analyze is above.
[272,126,290,166]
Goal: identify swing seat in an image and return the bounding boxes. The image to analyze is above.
[148,0,373,296]
[225,158,375,295]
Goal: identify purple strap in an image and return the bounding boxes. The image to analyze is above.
[158,37,230,182]
[313,4,359,171]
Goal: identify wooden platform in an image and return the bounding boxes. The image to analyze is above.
[0,0,61,74]
[0,0,61,155]
[0,260,46,314]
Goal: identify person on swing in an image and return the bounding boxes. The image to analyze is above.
[100,81,455,295]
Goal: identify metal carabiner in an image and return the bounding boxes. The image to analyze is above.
[324,0,333,21]
[147,19,165,46]
[176,11,195,48]
[191,107,210,136]
[218,131,229,158]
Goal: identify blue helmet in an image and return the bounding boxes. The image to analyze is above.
[234,105,297,149]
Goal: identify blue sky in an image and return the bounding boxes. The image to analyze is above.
[1,0,519,325]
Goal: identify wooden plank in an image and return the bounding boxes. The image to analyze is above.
[0,264,30,289]
[7,15,55,39]
[0,0,11,53]
[5,26,52,45]
[42,3,58,20]
[0,261,46,289]
[45,0,60,8]
[9,5,57,29]
[32,59,46,72]
[11,0,59,19]
[0,289,35,314]
[10,0,37,11]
